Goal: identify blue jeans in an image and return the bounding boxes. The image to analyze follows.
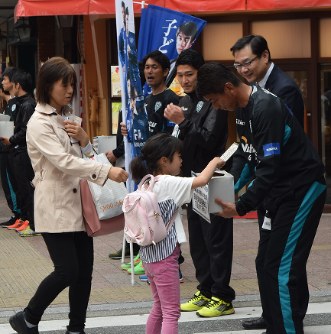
[144,245,181,334]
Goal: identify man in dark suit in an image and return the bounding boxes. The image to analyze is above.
[231,34,304,127]
[230,34,305,330]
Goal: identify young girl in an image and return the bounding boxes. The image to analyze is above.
[130,132,224,334]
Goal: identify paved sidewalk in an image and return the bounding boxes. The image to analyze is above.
[0,185,331,322]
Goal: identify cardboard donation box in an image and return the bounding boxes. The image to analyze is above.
[192,170,235,222]
[0,121,14,138]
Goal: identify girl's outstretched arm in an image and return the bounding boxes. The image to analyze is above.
[192,157,225,189]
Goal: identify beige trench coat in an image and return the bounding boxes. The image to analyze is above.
[27,103,111,233]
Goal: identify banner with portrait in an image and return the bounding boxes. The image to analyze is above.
[138,5,206,93]
[115,0,148,192]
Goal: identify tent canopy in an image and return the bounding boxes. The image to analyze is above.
[15,0,331,18]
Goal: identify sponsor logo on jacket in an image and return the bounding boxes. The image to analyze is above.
[263,143,280,157]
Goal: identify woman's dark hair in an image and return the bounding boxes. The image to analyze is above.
[36,57,77,104]
[130,133,183,182]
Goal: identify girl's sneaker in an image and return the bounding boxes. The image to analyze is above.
[139,274,149,282]
[127,260,145,275]
[121,254,140,270]
[179,269,184,283]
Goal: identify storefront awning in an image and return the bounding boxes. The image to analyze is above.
[247,0,331,10]
[14,0,331,19]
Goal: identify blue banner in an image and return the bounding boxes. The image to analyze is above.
[138,5,206,90]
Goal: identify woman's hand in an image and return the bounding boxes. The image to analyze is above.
[64,120,89,147]
[0,137,10,146]
[108,167,128,183]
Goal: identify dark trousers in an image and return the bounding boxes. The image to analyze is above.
[8,149,34,229]
[187,203,235,302]
[25,232,94,332]
[0,152,20,217]
[256,180,326,334]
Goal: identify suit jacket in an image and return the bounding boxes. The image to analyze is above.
[265,64,304,127]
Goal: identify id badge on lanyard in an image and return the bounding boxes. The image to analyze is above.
[262,210,272,231]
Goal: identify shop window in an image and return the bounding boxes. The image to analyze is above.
[202,22,243,60]
[320,19,331,57]
[252,20,310,58]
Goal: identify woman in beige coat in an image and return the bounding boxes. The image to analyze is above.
[9,57,128,334]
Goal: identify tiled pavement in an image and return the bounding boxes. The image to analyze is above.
[0,185,331,322]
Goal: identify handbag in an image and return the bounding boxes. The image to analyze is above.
[87,153,128,220]
[80,179,125,237]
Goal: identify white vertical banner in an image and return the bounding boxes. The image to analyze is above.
[71,63,83,116]
[115,0,147,192]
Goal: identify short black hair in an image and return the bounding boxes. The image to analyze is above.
[230,35,271,61]
[11,69,33,95]
[2,67,17,82]
[177,21,198,40]
[175,49,204,70]
[197,62,241,97]
[142,50,170,71]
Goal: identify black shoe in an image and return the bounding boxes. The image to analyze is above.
[108,247,130,259]
[0,216,17,228]
[9,311,39,334]
[242,316,267,330]
[109,244,140,260]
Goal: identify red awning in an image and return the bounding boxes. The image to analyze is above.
[15,0,162,18]
[165,0,245,13]
[247,0,331,10]
[15,0,91,17]
[14,0,331,18]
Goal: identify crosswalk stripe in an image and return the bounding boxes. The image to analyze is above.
[0,302,330,333]
[194,326,331,334]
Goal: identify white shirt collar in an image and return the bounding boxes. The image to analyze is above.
[258,62,274,88]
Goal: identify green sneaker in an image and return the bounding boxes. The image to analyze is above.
[121,254,140,270]
[196,297,235,318]
[180,291,210,312]
[18,226,41,237]
[127,260,145,275]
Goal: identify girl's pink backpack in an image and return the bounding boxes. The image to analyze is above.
[122,174,175,246]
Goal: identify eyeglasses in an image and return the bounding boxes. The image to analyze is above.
[233,56,259,70]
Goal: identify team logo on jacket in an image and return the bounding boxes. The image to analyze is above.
[11,104,16,112]
[196,101,204,113]
[263,143,280,157]
[154,101,162,112]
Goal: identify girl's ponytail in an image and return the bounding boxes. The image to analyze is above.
[130,155,148,183]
